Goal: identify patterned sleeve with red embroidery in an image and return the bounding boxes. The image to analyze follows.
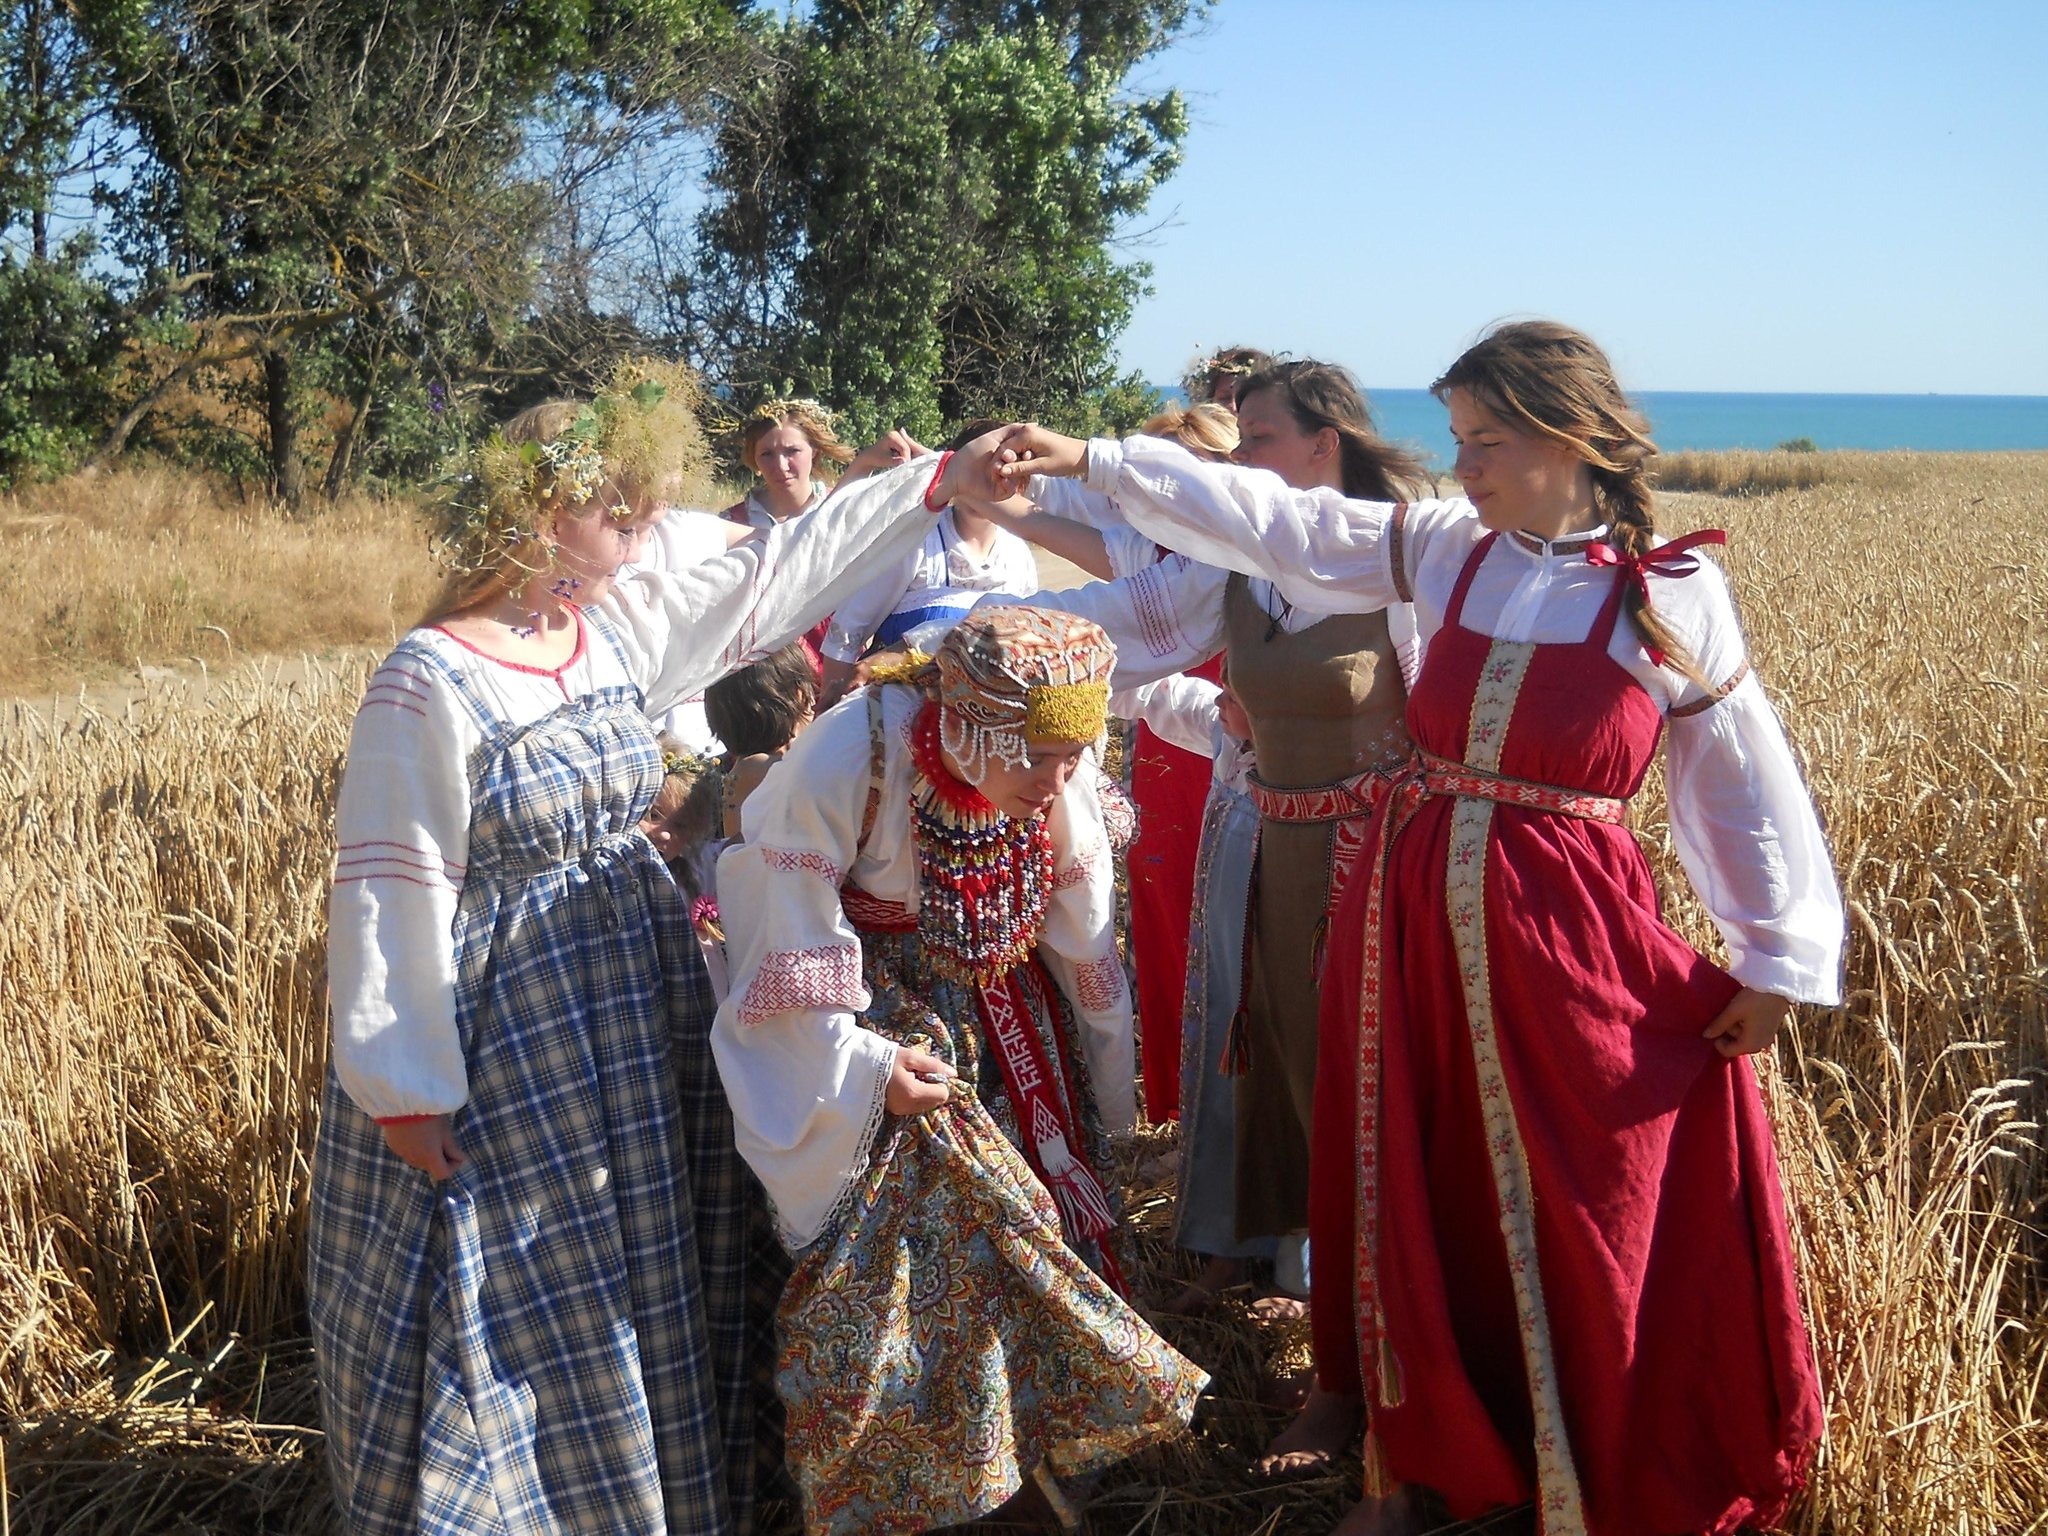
[327,651,477,1121]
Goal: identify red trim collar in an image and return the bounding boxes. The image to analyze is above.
[431,606,588,680]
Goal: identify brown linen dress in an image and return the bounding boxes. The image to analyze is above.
[1223,574,1411,1237]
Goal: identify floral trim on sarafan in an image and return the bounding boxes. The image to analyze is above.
[737,942,867,1028]
[1444,637,1589,1535]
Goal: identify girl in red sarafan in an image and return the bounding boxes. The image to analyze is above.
[997,320,1844,1536]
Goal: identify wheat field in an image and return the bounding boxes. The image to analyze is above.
[0,451,2043,1533]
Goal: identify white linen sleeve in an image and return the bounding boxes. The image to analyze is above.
[969,552,1228,690]
[605,455,945,715]
[326,651,475,1120]
[710,698,901,1248]
[1101,523,1163,580]
[1083,434,1431,613]
[1661,565,1845,1005]
[1110,673,1222,760]
[1035,766,1138,1134]
[1026,473,1125,531]
[821,543,920,662]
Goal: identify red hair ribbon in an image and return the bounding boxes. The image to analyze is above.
[1585,527,1727,667]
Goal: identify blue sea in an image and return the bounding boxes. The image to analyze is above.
[1355,389,2048,469]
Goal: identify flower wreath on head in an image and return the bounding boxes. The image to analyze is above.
[427,358,707,579]
[748,396,838,435]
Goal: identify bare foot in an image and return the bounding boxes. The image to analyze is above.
[1327,1490,1441,1536]
[1254,1384,1361,1477]
[1247,1291,1309,1323]
[1159,1254,1244,1316]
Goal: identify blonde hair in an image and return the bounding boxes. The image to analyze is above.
[421,358,708,623]
[1431,320,1706,686]
[740,399,855,477]
[1141,401,1239,461]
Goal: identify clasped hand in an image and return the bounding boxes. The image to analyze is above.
[931,423,1088,506]
[886,1045,957,1116]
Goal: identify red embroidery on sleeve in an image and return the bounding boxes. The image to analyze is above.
[762,846,846,885]
[1072,954,1127,1013]
[737,944,866,1028]
[1052,837,1105,890]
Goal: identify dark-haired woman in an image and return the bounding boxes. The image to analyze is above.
[992,366,1425,1436]
[996,320,1842,1535]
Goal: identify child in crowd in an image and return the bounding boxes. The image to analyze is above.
[704,641,819,840]
[1111,669,1309,1314]
[641,738,731,1001]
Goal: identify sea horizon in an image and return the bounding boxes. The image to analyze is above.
[1162,386,2048,467]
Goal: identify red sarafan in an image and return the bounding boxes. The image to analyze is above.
[1310,533,1821,1535]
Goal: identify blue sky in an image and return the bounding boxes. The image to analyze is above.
[1116,1,2048,394]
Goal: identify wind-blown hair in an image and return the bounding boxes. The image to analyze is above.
[1432,320,1705,685]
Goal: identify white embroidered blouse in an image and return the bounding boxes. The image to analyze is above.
[710,682,1133,1248]
[1079,434,1847,1007]
[821,508,1042,662]
[1110,673,1254,795]
[327,457,948,1122]
[1014,473,1415,689]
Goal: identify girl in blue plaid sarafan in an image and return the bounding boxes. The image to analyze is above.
[309,365,979,1536]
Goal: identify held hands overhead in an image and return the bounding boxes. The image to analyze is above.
[930,423,1090,507]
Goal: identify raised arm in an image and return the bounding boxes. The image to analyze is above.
[1110,673,1222,760]
[607,453,948,715]
[998,426,1419,614]
[951,553,1227,691]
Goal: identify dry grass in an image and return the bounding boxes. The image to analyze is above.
[2,452,2045,1533]
[1651,447,1855,496]
[0,467,442,692]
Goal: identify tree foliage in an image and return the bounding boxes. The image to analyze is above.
[688,0,1199,442]
[0,0,1198,492]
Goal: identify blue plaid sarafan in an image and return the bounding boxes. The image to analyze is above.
[307,615,757,1536]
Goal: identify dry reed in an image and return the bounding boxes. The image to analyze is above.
[2,452,2045,1533]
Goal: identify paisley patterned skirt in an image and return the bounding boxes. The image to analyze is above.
[776,927,1207,1535]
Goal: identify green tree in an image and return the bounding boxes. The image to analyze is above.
[0,0,129,484]
[72,0,745,503]
[688,0,1198,443]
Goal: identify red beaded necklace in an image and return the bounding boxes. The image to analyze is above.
[908,700,1054,985]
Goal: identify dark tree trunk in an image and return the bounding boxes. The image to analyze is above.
[263,345,304,508]
[322,333,385,501]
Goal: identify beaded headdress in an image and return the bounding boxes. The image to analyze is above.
[428,358,707,579]
[927,607,1116,785]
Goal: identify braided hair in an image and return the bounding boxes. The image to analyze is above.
[1432,322,1708,686]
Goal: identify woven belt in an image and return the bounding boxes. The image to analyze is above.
[1417,752,1627,823]
[1247,767,1389,824]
